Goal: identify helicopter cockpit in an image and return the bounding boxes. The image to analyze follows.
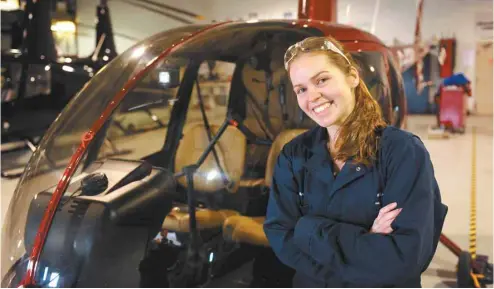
[1,21,397,288]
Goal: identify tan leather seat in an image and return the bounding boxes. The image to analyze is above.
[174,121,246,193]
[222,129,308,246]
[162,205,240,232]
[264,129,307,187]
[223,216,269,246]
[162,121,247,232]
[237,128,308,188]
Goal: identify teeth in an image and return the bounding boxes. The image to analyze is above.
[314,103,331,113]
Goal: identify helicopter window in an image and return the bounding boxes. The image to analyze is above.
[84,57,191,163]
[184,60,234,125]
[173,60,246,195]
[387,52,406,126]
[239,35,317,177]
[350,51,390,100]
[1,62,52,102]
[350,50,392,121]
[1,10,23,51]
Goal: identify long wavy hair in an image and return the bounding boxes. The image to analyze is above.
[285,36,387,166]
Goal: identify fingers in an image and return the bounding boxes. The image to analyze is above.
[372,204,403,235]
[379,217,398,232]
[378,202,398,217]
[374,203,400,225]
[379,208,403,223]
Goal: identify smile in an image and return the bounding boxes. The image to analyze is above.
[312,100,334,114]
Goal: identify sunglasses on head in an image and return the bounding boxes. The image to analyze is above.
[284,37,351,70]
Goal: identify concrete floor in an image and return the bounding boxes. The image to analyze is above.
[1,115,492,287]
[406,115,493,288]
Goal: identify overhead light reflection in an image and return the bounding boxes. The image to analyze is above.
[51,21,76,33]
[43,267,48,281]
[132,46,146,58]
[207,170,218,181]
[48,272,59,287]
[62,65,74,72]
[0,0,19,10]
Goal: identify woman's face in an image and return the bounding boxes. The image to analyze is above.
[289,52,358,128]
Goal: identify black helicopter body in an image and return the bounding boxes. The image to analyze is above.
[1,0,116,146]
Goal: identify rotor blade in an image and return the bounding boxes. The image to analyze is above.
[414,0,424,47]
[414,0,425,94]
[136,0,205,20]
[114,0,193,24]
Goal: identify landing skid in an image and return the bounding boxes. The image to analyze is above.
[1,137,40,154]
[1,166,27,179]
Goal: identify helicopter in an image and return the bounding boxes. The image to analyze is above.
[1,0,117,155]
[0,0,214,179]
[0,16,411,287]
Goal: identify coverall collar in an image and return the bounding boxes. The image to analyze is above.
[302,126,369,193]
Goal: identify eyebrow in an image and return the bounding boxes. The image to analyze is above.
[293,70,330,88]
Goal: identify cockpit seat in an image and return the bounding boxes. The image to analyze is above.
[163,121,247,232]
[162,204,240,232]
[174,121,247,193]
[222,129,307,246]
[223,216,269,246]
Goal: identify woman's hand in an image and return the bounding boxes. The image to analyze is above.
[371,202,402,234]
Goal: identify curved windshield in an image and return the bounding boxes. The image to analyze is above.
[350,50,392,123]
[1,24,205,286]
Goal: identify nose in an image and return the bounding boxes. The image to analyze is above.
[307,88,323,103]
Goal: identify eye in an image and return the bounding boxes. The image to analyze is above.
[295,87,306,95]
[317,77,329,86]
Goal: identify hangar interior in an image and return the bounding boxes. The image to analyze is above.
[0,0,493,287]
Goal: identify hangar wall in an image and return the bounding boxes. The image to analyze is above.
[74,0,492,103]
[207,0,492,96]
[75,0,212,57]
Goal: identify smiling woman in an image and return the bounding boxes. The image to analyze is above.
[285,36,386,166]
[263,36,447,287]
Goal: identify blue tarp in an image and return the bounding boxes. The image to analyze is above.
[442,73,470,86]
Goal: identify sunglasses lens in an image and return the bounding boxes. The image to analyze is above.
[284,37,349,70]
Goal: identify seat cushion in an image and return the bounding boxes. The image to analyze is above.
[223,216,269,247]
[174,122,247,193]
[264,129,307,187]
[162,205,240,232]
[238,178,265,187]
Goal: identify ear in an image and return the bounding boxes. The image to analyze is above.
[347,66,360,89]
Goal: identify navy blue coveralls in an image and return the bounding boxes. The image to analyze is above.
[264,125,445,287]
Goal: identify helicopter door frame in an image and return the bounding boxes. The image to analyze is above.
[157,62,201,169]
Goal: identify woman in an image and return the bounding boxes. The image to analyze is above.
[263,36,447,287]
